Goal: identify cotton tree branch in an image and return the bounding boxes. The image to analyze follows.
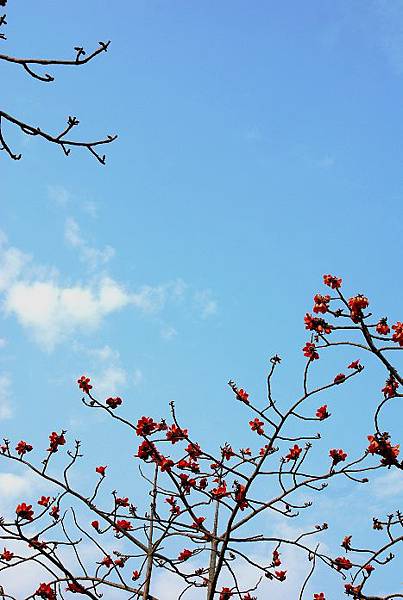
[0,111,117,163]
[0,41,111,82]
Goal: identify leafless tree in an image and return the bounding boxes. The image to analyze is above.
[0,0,116,164]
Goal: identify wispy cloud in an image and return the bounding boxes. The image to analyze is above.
[0,373,13,420]
[65,217,115,270]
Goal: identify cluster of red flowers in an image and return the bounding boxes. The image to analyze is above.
[313,294,330,314]
[304,313,332,334]
[334,556,352,570]
[16,502,34,521]
[166,424,188,443]
[47,431,66,453]
[135,416,159,436]
[382,376,399,398]
[66,581,86,593]
[392,321,403,346]
[106,396,123,409]
[303,342,319,360]
[323,274,342,289]
[178,548,192,561]
[376,318,390,335]
[329,448,347,465]
[348,294,369,322]
[15,440,33,456]
[367,433,400,466]
[35,583,56,600]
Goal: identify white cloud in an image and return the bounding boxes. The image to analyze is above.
[194,289,218,318]
[161,324,178,340]
[93,366,128,398]
[0,472,33,499]
[47,184,71,206]
[0,373,13,420]
[65,217,115,269]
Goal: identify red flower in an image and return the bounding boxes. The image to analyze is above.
[376,318,390,335]
[345,583,362,596]
[333,373,346,384]
[275,570,287,580]
[186,442,202,458]
[348,295,369,321]
[178,548,192,561]
[91,520,99,530]
[236,388,249,404]
[341,535,352,550]
[166,424,188,444]
[313,294,330,314]
[329,448,347,464]
[392,321,403,346]
[114,558,125,567]
[348,359,361,370]
[219,588,233,600]
[38,496,50,507]
[316,405,329,420]
[115,519,133,532]
[272,549,281,566]
[101,555,113,567]
[77,375,92,394]
[106,396,123,409]
[304,313,332,334]
[15,440,33,456]
[249,418,264,435]
[35,583,56,600]
[48,431,66,453]
[50,505,59,520]
[222,444,235,460]
[137,440,158,461]
[136,416,159,436]
[66,582,86,593]
[334,556,352,570]
[16,502,34,521]
[158,456,174,472]
[234,484,248,510]
[241,447,252,456]
[192,516,206,528]
[132,570,140,580]
[314,595,326,600]
[211,482,227,499]
[1,548,14,561]
[367,433,399,466]
[364,563,374,574]
[115,496,129,507]
[323,274,342,289]
[96,465,106,476]
[382,376,399,398]
[285,444,302,462]
[165,496,180,514]
[303,342,319,360]
[29,536,47,550]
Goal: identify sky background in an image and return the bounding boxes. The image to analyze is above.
[0,1,402,597]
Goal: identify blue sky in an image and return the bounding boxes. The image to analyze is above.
[1,1,402,597]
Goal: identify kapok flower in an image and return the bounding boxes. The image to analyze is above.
[132,570,140,580]
[96,465,107,476]
[66,582,86,593]
[178,549,193,561]
[341,535,352,550]
[16,502,34,521]
[106,396,123,409]
[35,583,56,600]
[192,516,206,529]
[364,563,374,574]
[234,484,248,510]
[249,418,264,435]
[348,295,369,321]
[334,556,352,570]
[323,274,342,289]
[285,444,302,462]
[219,588,233,600]
[329,448,347,464]
[38,496,50,507]
[15,440,33,456]
[376,318,390,335]
[367,433,400,466]
[304,313,332,334]
[303,342,319,360]
[135,416,159,436]
[275,570,287,581]
[316,405,329,420]
[237,388,250,403]
[211,482,227,499]
[333,373,346,384]
[313,294,330,314]
[314,594,326,600]
[222,444,235,460]
[1,548,14,561]
[47,431,66,453]
[101,555,113,567]
[91,520,100,530]
[382,376,399,398]
[348,359,361,370]
[115,519,133,532]
[136,440,158,461]
[392,321,403,346]
[272,549,281,566]
[77,375,92,394]
[166,424,188,444]
[50,505,59,520]
[115,496,129,507]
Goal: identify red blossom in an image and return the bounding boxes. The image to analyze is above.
[101,555,113,567]
[38,496,50,507]
[348,359,361,370]
[211,482,227,499]
[275,570,287,580]
[367,433,399,466]
[345,583,362,596]
[341,535,352,550]
[166,424,188,444]
[66,582,86,593]
[272,549,281,566]
[106,396,123,409]
[303,342,319,360]
[249,417,264,435]
[115,496,129,507]
[132,570,140,580]
[115,519,133,532]
[323,274,342,289]
[236,388,249,403]
[222,444,235,460]
[313,293,330,314]
[314,595,326,600]
[219,588,233,600]
[333,373,346,384]
[96,465,107,476]
[392,321,403,346]
[91,520,99,530]
[348,295,369,321]
[16,502,34,521]
[285,444,302,462]
[50,505,59,520]
[304,313,332,334]
[364,563,374,574]
[192,516,206,528]
[329,448,347,464]
[234,484,248,510]
[135,416,159,436]
[158,456,174,472]
[165,496,180,514]
[15,440,33,456]
[136,440,158,461]
[316,405,329,420]
[334,556,352,570]
[178,548,192,561]
[382,376,399,398]
[29,536,47,550]
[1,548,14,561]
[35,583,56,600]
[47,431,66,453]
[376,318,390,335]
[77,375,92,394]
